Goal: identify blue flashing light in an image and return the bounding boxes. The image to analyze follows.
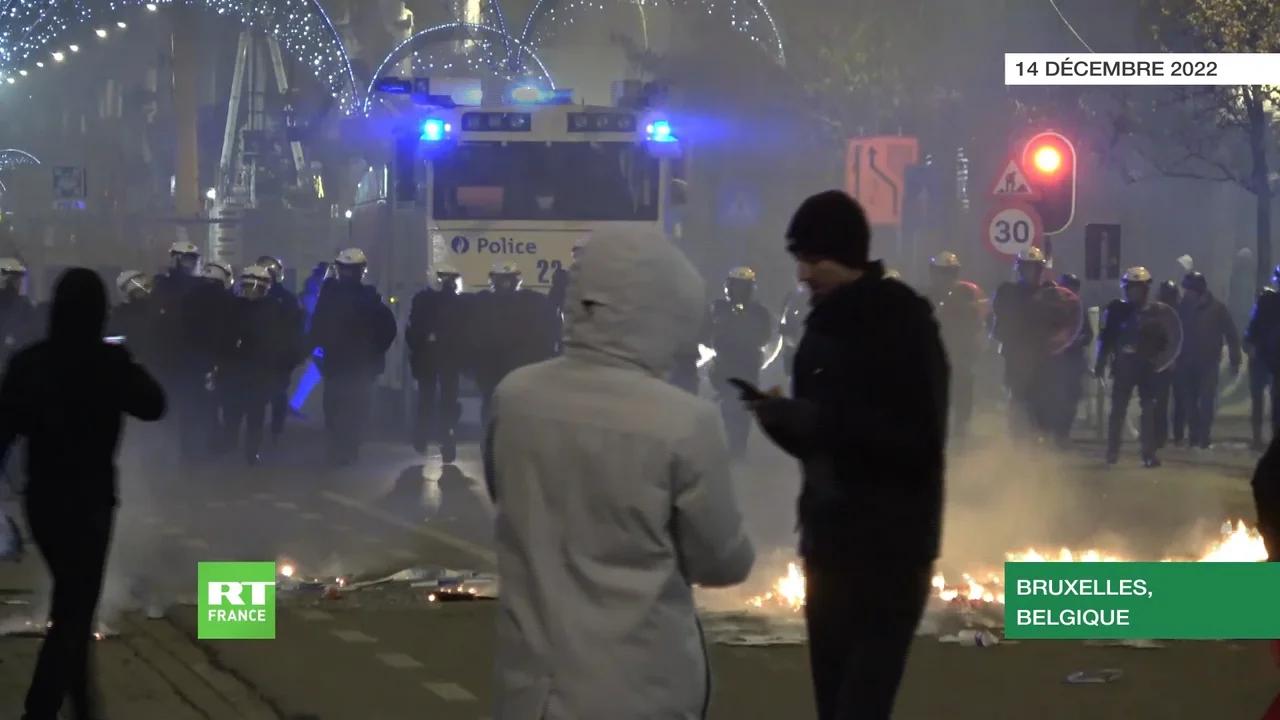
[421,118,451,142]
[646,120,676,143]
[510,85,548,104]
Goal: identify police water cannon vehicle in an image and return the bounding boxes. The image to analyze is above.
[359,77,685,296]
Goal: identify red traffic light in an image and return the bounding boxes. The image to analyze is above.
[1021,131,1076,235]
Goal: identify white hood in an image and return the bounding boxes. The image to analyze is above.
[563,227,705,377]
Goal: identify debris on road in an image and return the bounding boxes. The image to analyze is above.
[1065,668,1124,684]
[1084,639,1166,649]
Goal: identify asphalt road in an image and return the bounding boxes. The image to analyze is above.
[1,404,1277,719]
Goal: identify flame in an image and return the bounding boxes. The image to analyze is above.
[279,562,295,578]
[746,520,1268,611]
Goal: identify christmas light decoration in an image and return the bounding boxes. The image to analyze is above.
[517,0,785,67]
[0,0,360,114]
[0,149,41,172]
[364,21,555,115]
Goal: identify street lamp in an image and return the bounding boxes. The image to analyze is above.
[205,188,217,201]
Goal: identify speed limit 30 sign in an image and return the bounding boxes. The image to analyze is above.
[983,202,1044,260]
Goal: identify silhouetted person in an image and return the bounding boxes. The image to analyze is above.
[0,268,165,720]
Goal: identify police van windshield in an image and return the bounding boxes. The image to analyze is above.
[432,141,660,222]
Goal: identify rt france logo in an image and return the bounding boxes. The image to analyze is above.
[198,562,276,640]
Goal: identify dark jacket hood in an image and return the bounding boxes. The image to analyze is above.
[49,268,107,345]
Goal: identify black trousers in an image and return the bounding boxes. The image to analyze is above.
[803,560,932,720]
[1108,357,1159,460]
[322,374,373,464]
[23,500,113,720]
[269,375,290,439]
[1176,364,1220,447]
[712,369,756,458]
[414,360,461,458]
[161,371,210,461]
[1045,358,1085,442]
[225,386,269,461]
[1250,358,1280,444]
[950,367,974,438]
[1153,370,1173,449]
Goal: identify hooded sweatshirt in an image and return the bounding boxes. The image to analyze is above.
[487,228,754,720]
[0,269,165,506]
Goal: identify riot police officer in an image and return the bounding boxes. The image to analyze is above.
[152,241,215,460]
[991,247,1053,436]
[927,251,984,439]
[0,257,36,367]
[221,265,303,465]
[256,255,304,442]
[1096,267,1176,467]
[108,270,156,365]
[1041,273,1093,445]
[308,248,398,465]
[1155,280,1180,448]
[469,262,558,423]
[709,267,773,458]
[1245,265,1280,448]
[407,264,469,463]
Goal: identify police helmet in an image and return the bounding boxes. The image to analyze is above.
[1058,273,1081,293]
[335,248,367,267]
[931,251,961,269]
[0,257,27,275]
[240,265,272,300]
[490,262,521,277]
[885,269,902,280]
[435,263,461,279]
[1181,271,1208,293]
[202,261,234,289]
[256,255,284,283]
[169,240,200,257]
[1121,266,1153,286]
[1015,247,1047,265]
[728,267,757,283]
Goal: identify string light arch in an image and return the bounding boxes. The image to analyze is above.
[0,148,41,171]
[517,0,785,68]
[0,0,361,114]
[364,22,556,115]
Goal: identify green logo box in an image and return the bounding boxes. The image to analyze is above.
[1005,562,1280,640]
[197,562,276,640]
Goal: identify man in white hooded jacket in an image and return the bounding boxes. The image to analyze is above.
[486,228,755,720]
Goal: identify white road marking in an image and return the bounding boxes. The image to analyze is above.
[294,609,334,622]
[423,682,477,701]
[331,629,376,643]
[273,501,299,511]
[299,512,323,521]
[321,491,496,566]
[377,652,424,669]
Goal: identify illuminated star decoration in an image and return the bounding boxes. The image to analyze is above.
[517,0,785,67]
[0,0,360,114]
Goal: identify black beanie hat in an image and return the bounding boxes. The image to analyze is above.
[785,190,871,269]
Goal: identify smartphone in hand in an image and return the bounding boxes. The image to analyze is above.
[728,377,767,402]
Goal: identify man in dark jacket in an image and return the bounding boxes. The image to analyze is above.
[1245,267,1280,449]
[0,268,165,720]
[406,265,470,463]
[1154,280,1180,448]
[309,249,397,465]
[1043,273,1093,446]
[221,265,303,465]
[108,271,156,366]
[1176,272,1241,449]
[750,190,948,720]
